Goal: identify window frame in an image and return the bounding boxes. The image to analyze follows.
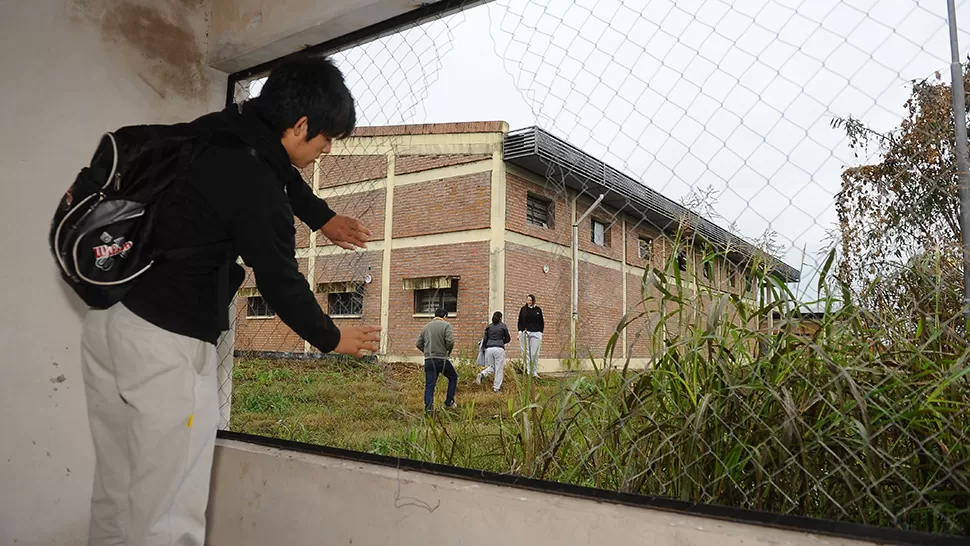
[413,279,459,317]
[246,295,275,319]
[526,193,553,228]
[323,284,365,318]
[591,219,607,246]
[637,236,653,260]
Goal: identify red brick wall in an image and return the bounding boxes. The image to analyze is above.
[386,242,490,358]
[353,121,505,137]
[505,173,571,246]
[575,261,624,361]
[318,155,387,189]
[503,242,571,362]
[395,154,490,175]
[391,173,491,238]
[233,303,305,353]
[625,271,665,358]
[234,259,309,353]
[313,250,383,329]
[317,189,387,243]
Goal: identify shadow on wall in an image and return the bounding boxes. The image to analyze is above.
[66,0,213,101]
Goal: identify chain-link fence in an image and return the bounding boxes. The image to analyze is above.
[218,0,970,537]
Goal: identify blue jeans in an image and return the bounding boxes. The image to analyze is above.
[424,358,458,412]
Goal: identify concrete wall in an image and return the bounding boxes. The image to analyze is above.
[3,0,460,543]
[208,0,482,73]
[207,438,885,546]
[0,2,225,544]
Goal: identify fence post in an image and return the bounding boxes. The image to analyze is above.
[947,0,970,321]
[217,299,236,430]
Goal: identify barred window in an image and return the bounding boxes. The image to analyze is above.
[638,237,652,260]
[246,296,274,318]
[527,194,552,227]
[327,288,364,317]
[414,279,458,315]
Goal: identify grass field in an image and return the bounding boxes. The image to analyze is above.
[229,356,564,470]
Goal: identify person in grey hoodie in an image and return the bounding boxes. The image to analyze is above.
[416,307,458,412]
[476,311,511,392]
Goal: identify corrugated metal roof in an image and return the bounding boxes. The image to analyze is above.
[503,126,801,282]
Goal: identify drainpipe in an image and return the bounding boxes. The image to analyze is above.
[571,193,605,359]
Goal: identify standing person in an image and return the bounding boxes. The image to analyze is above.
[76,55,381,546]
[517,294,544,377]
[416,307,458,413]
[476,311,511,392]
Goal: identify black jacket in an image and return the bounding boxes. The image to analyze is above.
[517,305,544,333]
[122,103,342,352]
[482,322,511,349]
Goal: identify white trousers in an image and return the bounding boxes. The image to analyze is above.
[479,347,506,391]
[81,303,219,546]
[519,331,542,376]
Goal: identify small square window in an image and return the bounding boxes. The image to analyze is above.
[526,194,552,227]
[246,296,275,318]
[414,279,458,315]
[729,268,739,288]
[637,237,653,260]
[591,220,607,246]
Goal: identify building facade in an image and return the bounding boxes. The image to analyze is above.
[233,122,800,371]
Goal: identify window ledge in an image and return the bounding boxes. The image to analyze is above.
[330,314,363,319]
[246,315,276,320]
[413,313,457,318]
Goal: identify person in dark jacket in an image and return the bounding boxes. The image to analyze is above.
[78,54,380,545]
[476,311,512,392]
[517,294,544,377]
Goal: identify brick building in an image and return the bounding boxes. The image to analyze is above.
[233,122,800,372]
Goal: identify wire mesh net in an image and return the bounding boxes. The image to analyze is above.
[218,0,970,536]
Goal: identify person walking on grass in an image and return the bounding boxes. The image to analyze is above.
[476,311,511,392]
[416,307,458,413]
[74,55,381,546]
[517,294,544,377]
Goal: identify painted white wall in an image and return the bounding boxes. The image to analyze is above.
[0,1,225,544]
[207,439,884,546]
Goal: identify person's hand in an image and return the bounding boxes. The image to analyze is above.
[334,325,381,358]
[321,214,372,250]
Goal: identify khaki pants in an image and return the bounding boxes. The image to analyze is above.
[81,303,218,546]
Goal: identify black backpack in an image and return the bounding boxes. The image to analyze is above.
[49,122,223,309]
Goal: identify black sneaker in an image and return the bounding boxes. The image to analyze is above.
[444,401,458,409]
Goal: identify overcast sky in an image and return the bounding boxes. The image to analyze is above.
[249,0,970,300]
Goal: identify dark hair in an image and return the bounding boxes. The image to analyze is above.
[491,311,503,324]
[527,294,536,304]
[247,54,356,141]
[434,307,448,318]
